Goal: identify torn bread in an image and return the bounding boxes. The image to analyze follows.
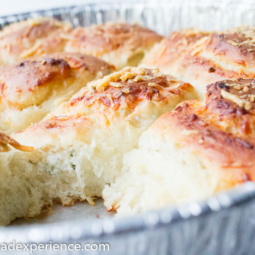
[1,66,196,225]
[103,78,255,215]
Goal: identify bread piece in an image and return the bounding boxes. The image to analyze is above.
[2,67,196,225]
[0,17,72,65]
[103,78,255,215]
[0,52,114,134]
[0,132,37,225]
[143,26,255,99]
[143,28,209,71]
[64,23,163,70]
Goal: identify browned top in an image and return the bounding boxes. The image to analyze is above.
[207,79,255,113]
[143,26,255,100]
[143,28,209,68]
[194,79,255,138]
[0,18,72,63]
[48,52,115,74]
[65,23,163,56]
[205,79,255,137]
[152,78,255,187]
[161,29,209,59]
[13,66,195,146]
[0,18,68,42]
[206,26,255,65]
[171,101,255,173]
[59,66,194,115]
[153,101,255,188]
[0,53,114,109]
[178,26,255,85]
[171,29,209,45]
[0,57,72,108]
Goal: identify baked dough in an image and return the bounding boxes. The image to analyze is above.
[64,23,163,69]
[103,78,255,215]
[143,26,255,99]
[0,66,196,225]
[0,17,72,65]
[0,52,114,134]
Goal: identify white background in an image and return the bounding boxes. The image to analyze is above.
[0,0,102,16]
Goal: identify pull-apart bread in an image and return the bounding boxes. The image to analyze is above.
[143,26,255,99]
[0,52,114,134]
[103,79,255,215]
[64,23,163,70]
[0,66,196,225]
[0,18,72,65]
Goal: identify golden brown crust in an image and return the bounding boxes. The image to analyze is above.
[143,26,255,98]
[0,18,68,41]
[59,66,194,115]
[0,53,114,110]
[48,52,115,74]
[172,102,255,164]
[205,79,255,137]
[64,23,163,69]
[206,26,255,66]
[207,79,255,113]
[153,78,255,188]
[180,53,251,81]
[14,66,196,144]
[161,103,254,187]
[143,28,209,68]
[65,23,162,55]
[0,18,72,65]
[180,27,255,79]
[0,57,72,109]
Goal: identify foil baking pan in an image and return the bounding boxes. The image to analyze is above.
[1,0,255,254]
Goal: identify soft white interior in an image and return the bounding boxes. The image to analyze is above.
[2,119,153,225]
[2,76,196,225]
[103,129,218,215]
[0,142,108,225]
[2,97,187,225]
[0,150,47,225]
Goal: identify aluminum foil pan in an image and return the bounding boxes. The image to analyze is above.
[1,1,255,254]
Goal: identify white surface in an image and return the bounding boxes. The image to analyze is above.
[11,199,114,226]
[0,0,101,16]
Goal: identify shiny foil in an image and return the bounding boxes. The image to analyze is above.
[1,1,255,254]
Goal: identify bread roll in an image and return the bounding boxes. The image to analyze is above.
[143,26,255,99]
[0,18,72,65]
[64,23,163,69]
[143,28,209,71]
[0,52,114,134]
[0,66,196,225]
[103,78,255,215]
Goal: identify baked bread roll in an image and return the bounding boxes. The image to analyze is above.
[1,67,196,225]
[64,23,163,70]
[143,26,255,99]
[103,78,255,215]
[143,28,209,71]
[0,17,72,65]
[0,52,114,134]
